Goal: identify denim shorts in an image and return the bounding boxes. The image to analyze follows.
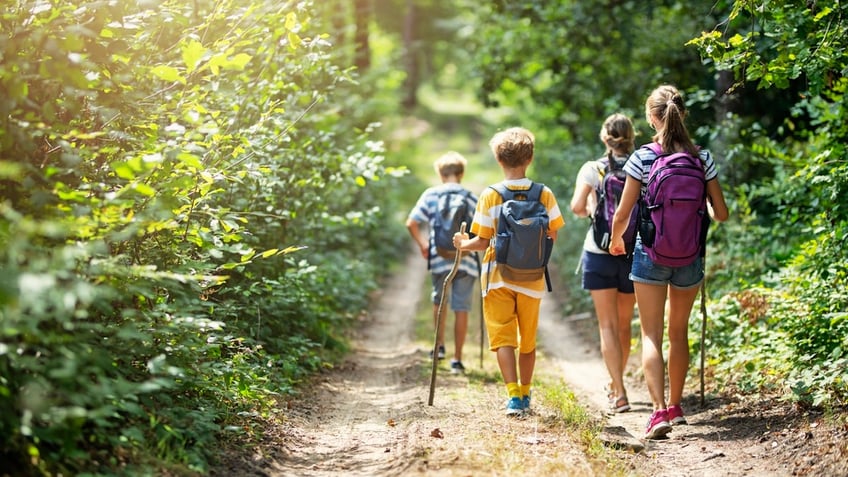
[629,240,703,289]
[581,251,634,293]
[432,271,476,311]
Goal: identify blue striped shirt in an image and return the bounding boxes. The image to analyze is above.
[623,144,718,192]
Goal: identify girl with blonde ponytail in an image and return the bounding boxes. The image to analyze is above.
[609,85,729,439]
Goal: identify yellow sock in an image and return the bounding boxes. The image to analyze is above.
[506,382,521,398]
[520,383,531,398]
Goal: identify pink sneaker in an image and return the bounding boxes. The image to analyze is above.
[644,409,672,439]
[667,404,688,425]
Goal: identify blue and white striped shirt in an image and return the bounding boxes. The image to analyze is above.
[408,183,480,277]
[623,144,718,193]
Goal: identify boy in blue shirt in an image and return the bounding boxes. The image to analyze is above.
[407,152,479,373]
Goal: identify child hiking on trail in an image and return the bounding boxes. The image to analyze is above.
[569,113,637,415]
[609,85,728,439]
[453,127,565,417]
[406,151,479,374]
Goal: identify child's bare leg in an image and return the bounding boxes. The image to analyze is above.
[496,346,518,383]
[592,288,626,398]
[617,292,636,371]
[453,310,468,361]
[518,349,535,386]
[635,282,668,411]
[667,284,700,406]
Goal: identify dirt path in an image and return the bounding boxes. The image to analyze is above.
[213,251,848,476]
[261,251,428,476]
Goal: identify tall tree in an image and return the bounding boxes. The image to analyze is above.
[354,0,372,70]
[402,0,419,108]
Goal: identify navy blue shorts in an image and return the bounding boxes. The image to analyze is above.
[581,251,635,293]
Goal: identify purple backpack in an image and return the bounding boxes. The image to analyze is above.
[639,142,708,267]
[591,156,638,255]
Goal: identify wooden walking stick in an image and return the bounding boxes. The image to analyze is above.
[699,258,708,408]
[477,254,484,369]
[428,222,466,406]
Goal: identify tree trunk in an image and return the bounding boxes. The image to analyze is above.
[354,0,371,71]
[402,0,418,109]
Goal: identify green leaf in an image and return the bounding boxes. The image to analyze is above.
[285,12,297,30]
[209,54,225,75]
[177,153,203,169]
[281,245,307,254]
[134,183,156,197]
[182,40,207,75]
[287,32,302,50]
[228,53,252,70]
[728,34,746,48]
[240,249,256,262]
[814,7,833,22]
[150,65,185,84]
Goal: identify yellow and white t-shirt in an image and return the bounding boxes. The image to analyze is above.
[470,178,565,299]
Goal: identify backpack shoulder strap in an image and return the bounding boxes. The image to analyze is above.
[435,187,452,204]
[489,183,509,200]
[527,182,544,202]
[490,182,543,201]
[642,142,663,156]
[608,153,629,172]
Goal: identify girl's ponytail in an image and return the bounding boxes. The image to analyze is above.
[646,85,697,156]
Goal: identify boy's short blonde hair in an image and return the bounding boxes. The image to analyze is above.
[434,151,467,177]
[489,127,535,168]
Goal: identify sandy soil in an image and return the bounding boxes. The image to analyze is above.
[211,250,848,476]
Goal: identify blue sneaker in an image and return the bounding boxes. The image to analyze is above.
[505,397,524,417]
[450,359,465,374]
[522,393,531,413]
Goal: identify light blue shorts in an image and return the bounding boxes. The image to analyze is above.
[432,271,476,311]
[629,240,703,289]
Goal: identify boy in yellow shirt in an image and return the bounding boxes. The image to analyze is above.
[453,127,565,416]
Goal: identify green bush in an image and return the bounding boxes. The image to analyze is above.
[0,1,406,474]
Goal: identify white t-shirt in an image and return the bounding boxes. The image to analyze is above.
[574,156,629,255]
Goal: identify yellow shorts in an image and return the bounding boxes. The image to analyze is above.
[483,287,541,353]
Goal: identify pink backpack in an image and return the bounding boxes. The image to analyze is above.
[640,143,709,267]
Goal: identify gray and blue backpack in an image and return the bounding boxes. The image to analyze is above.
[430,188,475,267]
[491,182,553,291]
